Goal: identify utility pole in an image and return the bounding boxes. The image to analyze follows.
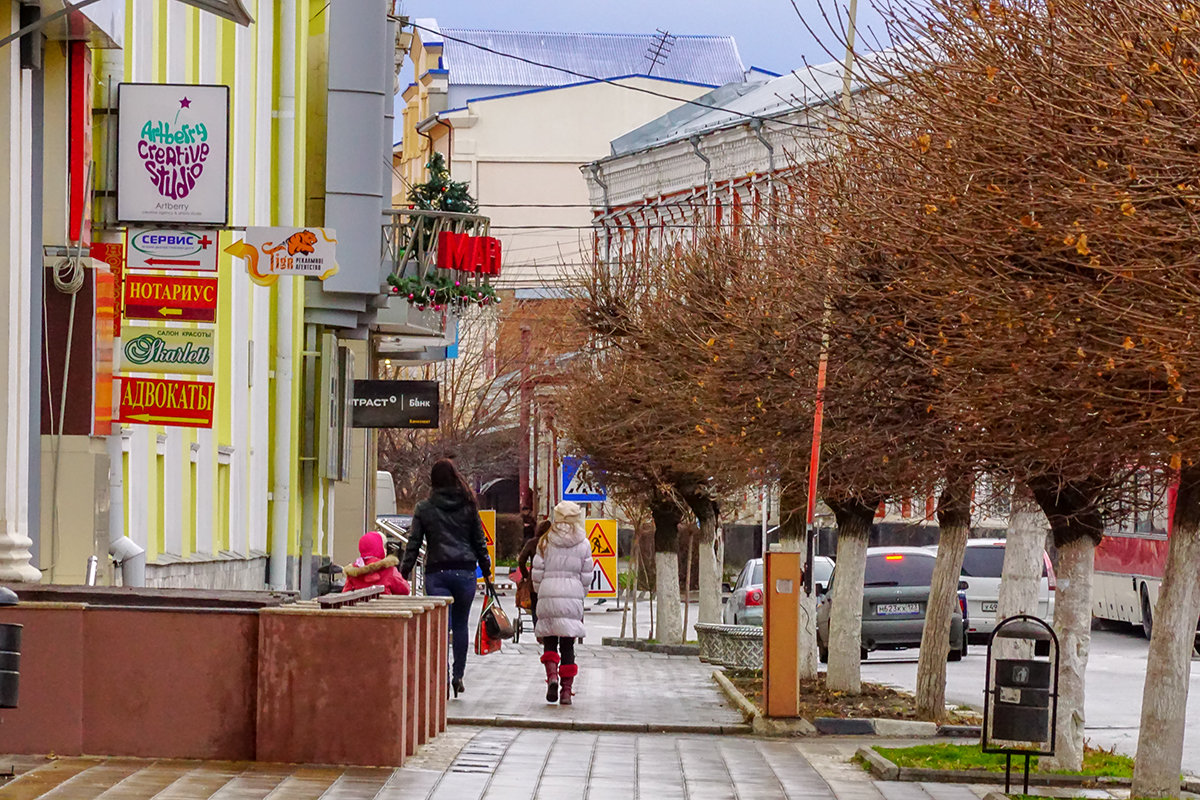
[518,325,532,509]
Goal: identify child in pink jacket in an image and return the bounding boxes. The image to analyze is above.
[343,531,410,595]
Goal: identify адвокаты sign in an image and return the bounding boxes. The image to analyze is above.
[117,83,230,226]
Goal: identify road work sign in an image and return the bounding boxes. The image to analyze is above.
[585,518,618,599]
[562,456,605,502]
[125,228,220,272]
[478,510,496,584]
[123,274,218,322]
[116,375,214,428]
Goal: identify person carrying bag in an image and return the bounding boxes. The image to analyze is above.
[532,501,593,705]
[475,582,513,655]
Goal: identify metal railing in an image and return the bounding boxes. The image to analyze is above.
[376,515,425,595]
[382,208,492,282]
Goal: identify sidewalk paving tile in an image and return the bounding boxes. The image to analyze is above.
[449,644,742,731]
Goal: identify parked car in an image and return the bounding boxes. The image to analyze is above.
[723,555,836,626]
[816,546,968,662]
[950,538,1056,643]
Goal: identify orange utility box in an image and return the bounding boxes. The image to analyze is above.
[764,548,803,717]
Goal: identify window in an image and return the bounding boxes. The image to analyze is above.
[864,553,937,586]
[751,563,763,586]
[961,546,1006,578]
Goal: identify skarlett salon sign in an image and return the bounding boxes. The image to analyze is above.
[117,83,230,225]
[119,325,215,376]
[352,380,439,429]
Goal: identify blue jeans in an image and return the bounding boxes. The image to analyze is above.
[425,569,477,680]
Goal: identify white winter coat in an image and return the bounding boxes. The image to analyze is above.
[531,522,593,639]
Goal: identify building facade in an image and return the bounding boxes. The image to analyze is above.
[396,19,749,290]
[0,0,408,592]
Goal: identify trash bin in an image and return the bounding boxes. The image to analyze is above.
[0,586,20,709]
[991,657,1052,742]
[983,614,1059,793]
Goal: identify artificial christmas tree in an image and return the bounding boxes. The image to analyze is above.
[407,152,478,214]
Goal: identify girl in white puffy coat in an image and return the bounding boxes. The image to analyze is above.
[532,500,593,705]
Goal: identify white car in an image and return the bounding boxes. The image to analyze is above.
[948,538,1056,642]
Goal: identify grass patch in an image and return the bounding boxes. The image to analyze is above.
[875,743,1134,778]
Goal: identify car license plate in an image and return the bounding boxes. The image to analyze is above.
[876,602,920,616]
[982,601,998,613]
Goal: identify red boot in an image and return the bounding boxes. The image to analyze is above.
[559,663,578,706]
[541,652,560,703]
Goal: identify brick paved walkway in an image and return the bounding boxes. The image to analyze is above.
[0,736,1138,800]
[447,642,747,733]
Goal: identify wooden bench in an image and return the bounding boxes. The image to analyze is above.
[317,585,385,608]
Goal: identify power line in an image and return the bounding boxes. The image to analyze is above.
[408,21,821,132]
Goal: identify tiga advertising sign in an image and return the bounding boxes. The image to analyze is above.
[119,324,215,376]
[226,227,338,287]
[116,375,215,428]
[117,83,230,225]
[351,380,439,428]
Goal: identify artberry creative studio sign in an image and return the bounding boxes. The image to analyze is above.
[117,83,230,225]
[118,324,215,376]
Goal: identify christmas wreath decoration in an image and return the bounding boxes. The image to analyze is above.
[387,273,500,311]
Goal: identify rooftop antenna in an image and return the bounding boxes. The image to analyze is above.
[644,29,676,75]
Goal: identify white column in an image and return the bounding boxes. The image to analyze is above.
[0,7,39,582]
[194,428,214,554]
[226,21,254,556]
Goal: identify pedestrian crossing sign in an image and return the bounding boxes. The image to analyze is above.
[585,518,618,598]
[562,456,606,502]
[477,510,496,584]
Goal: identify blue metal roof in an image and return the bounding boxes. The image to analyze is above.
[438,28,746,88]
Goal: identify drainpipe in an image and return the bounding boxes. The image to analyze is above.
[269,0,297,591]
[689,136,713,220]
[750,120,776,210]
[750,120,775,173]
[589,164,611,264]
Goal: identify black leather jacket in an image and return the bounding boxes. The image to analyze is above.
[401,487,492,578]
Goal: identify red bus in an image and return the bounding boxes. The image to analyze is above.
[1092,475,1199,652]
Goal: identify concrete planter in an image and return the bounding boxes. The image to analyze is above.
[694,622,763,669]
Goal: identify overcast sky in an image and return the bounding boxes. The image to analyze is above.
[397,0,889,75]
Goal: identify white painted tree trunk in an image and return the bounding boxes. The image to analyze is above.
[1044,536,1094,772]
[799,585,819,680]
[1133,475,1200,799]
[827,509,871,694]
[996,493,1047,659]
[698,515,722,625]
[655,551,683,645]
[916,510,969,720]
[779,531,819,681]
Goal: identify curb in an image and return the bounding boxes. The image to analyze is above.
[856,746,899,780]
[602,637,700,657]
[712,670,758,722]
[859,745,1134,788]
[711,669,982,740]
[448,715,751,735]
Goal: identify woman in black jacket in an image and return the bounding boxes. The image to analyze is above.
[401,459,492,697]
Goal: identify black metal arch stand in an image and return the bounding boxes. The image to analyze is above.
[1004,753,1032,795]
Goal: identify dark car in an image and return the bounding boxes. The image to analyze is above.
[816,546,968,662]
